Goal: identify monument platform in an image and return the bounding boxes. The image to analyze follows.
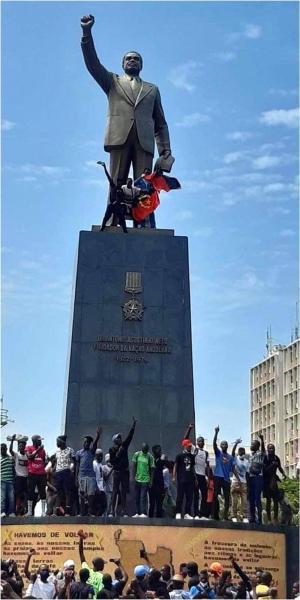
[1,517,298,598]
[63,227,195,456]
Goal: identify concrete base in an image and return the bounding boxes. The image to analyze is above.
[1,517,297,599]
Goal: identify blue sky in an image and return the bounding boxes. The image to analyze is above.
[2,1,299,455]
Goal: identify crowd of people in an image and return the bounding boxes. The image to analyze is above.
[1,537,299,599]
[1,421,292,524]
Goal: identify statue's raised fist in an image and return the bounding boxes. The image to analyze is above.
[80,15,95,29]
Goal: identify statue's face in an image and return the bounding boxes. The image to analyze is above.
[123,52,142,76]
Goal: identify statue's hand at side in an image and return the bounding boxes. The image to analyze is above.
[81,14,95,31]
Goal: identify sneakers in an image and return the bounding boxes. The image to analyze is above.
[232,517,238,522]
[199,516,210,520]
[140,514,147,518]
[8,513,16,517]
[107,514,114,518]
[184,514,193,519]
[194,516,200,520]
[1,512,6,518]
[132,514,139,518]
[243,518,249,523]
[175,513,181,519]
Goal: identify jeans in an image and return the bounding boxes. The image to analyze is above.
[55,469,75,513]
[213,477,231,520]
[1,481,15,515]
[135,482,149,515]
[194,474,208,517]
[176,481,194,516]
[249,476,263,523]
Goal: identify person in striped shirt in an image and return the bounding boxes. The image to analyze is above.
[1,443,15,517]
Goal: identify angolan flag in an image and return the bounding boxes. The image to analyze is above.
[132,172,181,222]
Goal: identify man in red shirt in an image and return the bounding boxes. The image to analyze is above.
[25,435,47,517]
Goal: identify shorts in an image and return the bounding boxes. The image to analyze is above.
[78,476,97,496]
[15,476,28,496]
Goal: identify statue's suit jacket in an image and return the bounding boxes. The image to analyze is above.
[81,35,171,157]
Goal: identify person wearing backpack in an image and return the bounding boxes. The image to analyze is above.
[132,443,154,517]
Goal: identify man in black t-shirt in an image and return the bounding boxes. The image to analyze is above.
[263,443,286,523]
[149,444,166,518]
[173,439,197,519]
[109,417,137,516]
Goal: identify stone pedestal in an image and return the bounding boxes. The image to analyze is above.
[63,227,195,458]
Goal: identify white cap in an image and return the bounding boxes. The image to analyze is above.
[64,560,75,569]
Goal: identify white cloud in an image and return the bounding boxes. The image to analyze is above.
[84,160,99,169]
[227,131,252,142]
[268,88,298,97]
[193,227,214,238]
[175,210,193,221]
[168,61,202,92]
[260,108,299,129]
[244,23,262,39]
[227,23,262,44]
[280,229,296,237]
[1,119,16,131]
[252,155,281,170]
[223,151,244,164]
[175,112,210,128]
[214,52,236,62]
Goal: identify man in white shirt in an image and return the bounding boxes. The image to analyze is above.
[53,435,76,516]
[9,434,28,516]
[93,449,107,516]
[24,549,56,599]
[231,439,249,523]
[103,453,114,516]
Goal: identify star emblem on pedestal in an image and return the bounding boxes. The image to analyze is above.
[122,297,144,321]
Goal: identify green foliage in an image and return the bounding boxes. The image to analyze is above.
[278,477,299,514]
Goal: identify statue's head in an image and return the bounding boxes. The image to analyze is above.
[122,51,143,75]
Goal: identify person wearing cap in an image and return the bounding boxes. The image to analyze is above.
[9,434,28,516]
[127,564,150,597]
[55,560,76,597]
[1,443,15,517]
[93,449,107,516]
[173,439,196,519]
[109,416,137,517]
[208,562,223,594]
[75,427,102,516]
[184,423,209,519]
[78,529,105,597]
[132,442,154,517]
[25,435,47,517]
[169,574,190,599]
[102,453,114,516]
[212,426,240,521]
[52,435,76,517]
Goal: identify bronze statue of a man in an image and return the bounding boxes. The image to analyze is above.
[81,15,174,186]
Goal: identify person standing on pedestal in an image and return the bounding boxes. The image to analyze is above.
[109,417,137,517]
[80,15,174,191]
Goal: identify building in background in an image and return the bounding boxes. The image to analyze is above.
[250,335,299,477]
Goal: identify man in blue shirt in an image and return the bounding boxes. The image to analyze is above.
[212,426,240,520]
[75,427,101,516]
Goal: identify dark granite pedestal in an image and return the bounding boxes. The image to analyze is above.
[63,227,195,458]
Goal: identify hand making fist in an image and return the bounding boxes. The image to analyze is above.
[80,15,95,30]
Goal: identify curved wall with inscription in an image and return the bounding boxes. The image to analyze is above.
[63,229,195,457]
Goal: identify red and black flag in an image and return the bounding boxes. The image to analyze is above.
[132,173,181,222]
